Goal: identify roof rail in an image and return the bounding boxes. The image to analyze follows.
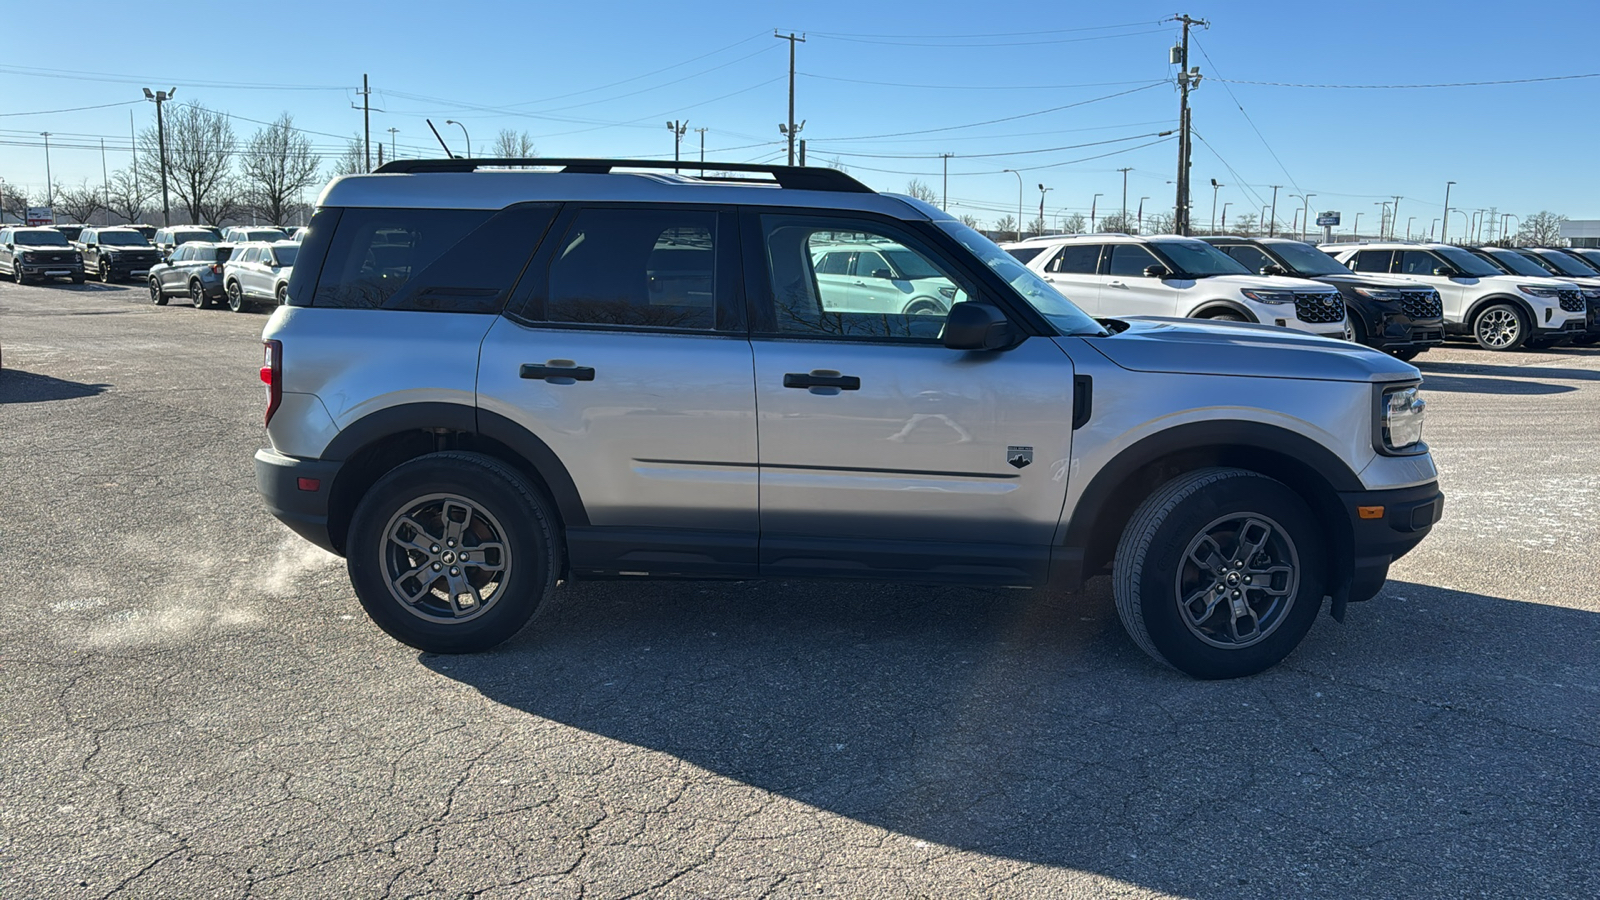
[370,157,875,193]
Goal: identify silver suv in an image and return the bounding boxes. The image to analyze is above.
[255,158,1443,679]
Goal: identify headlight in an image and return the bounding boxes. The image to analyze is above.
[1582,290,1600,302]
[73,252,82,262]
[1375,383,1426,455]
[1239,288,1297,304]
[1353,288,1404,302]
[20,251,36,262]
[1518,284,1559,298]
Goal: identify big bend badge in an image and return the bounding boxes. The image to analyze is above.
[1007,446,1033,469]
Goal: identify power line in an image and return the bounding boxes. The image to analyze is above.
[797,19,1163,40]
[813,82,1168,143]
[815,130,1173,160]
[1213,73,1600,89]
[0,100,143,118]
[803,27,1169,48]
[0,64,347,91]
[799,73,1169,91]
[1191,36,1300,195]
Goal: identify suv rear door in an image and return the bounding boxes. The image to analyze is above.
[477,203,759,578]
[745,210,1076,585]
[1040,242,1105,314]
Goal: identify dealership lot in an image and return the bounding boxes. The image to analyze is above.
[2,281,1597,898]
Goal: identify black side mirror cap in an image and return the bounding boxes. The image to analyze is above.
[941,302,1017,351]
[1260,264,1287,276]
[1143,264,1171,279]
[1433,266,1456,277]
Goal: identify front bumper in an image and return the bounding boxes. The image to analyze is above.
[1532,316,1588,339]
[1338,480,1444,605]
[18,262,84,278]
[1352,305,1446,352]
[255,448,343,555]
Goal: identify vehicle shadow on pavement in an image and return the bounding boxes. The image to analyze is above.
[1416,373,1574,394]
[423,578,1598,898]
[1416,359,1600,381]
[0,369,110,403]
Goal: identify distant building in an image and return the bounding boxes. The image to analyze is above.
[1559,220,1600,248]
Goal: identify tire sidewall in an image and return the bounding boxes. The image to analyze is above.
[346,453,557,653]
[1473,302,1529,351]
[1131,474,1326,679]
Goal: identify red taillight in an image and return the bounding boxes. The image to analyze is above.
[210,264,222,274]
[262,339,282,426]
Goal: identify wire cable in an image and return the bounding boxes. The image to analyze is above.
[1212,73,1600,89]
[812,82,1169,143]
[1191,36,1300,194]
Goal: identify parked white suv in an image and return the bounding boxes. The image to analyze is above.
[222,240,297,311]
[254,158,1442,679]
[1002,233,1348,337]
[1321,242,1587,350]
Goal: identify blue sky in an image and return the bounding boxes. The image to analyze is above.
[5,0,1599,236]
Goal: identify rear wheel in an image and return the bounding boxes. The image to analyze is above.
[190,280,208,309]
[346,452,560,653]
[225,280,245,312]
[1113,467,1326,679]
[1472,303,1529,351]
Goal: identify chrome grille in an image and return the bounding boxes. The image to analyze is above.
[1558,290,1584,313]
[1293,291,1345,324]
[1398,290,1442,319]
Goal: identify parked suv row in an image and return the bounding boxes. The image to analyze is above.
[1320,242,1587,351]
[0,226,85,284]
[254,157,1441,680]
[148,241,236,308]
[1484,247,1600,346]
[74,226,164,283]
[1001,233,1349,339]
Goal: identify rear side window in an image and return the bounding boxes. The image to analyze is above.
[1221,244,1274,274]
[1350,250,1393,273]
[1048,243,1102,274]
[301,205,555,311]
[534,208,720,330]
[1007,246,1044,264]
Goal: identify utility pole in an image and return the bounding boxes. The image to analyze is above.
[1003,169,1023,241]
[1220,201,1231,233]
[1169,14,1207,236]
[1441,180,1455,243]
[941,153,953,211]
[387,127,399,162]
[130,110,139,200]
[798,139,806,165]
[1209,178,1223,233]
[693,127,707,165]
[1391,195,1402,240]
[355,74,372,172]
[1090,193,1103,232]
[1118,167,1132,228]
[1038,183,1052,236]
[1375,201,1390,240]
[1267,185,1282,238]
[100,138,110,225]
[41,133,54,210]
[775,31,806,165]
[666,120,688,173]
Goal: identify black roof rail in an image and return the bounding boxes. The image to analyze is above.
[370,157,875,193]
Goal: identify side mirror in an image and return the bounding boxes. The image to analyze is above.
[869,268,893,279]
[1260,264,1287,276]
[1432,266,1457,277]
[1143,264,1171,279]
[941,302,1016,351]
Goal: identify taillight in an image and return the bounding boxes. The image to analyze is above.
[262,339,282,426]
[210,264,221,274]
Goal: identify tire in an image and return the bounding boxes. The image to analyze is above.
[1472,303,1530,351]
[1571,334,1600,347]
[189,280,208,309]
[71,274,85,285]
[1204,311,1246,323]
[225,280,245,313]
[1390,348,1422,362]
[148,277,168,306]
[98,260,112,283]
[345,451,560,654]
[12,265,25,285]
[1346,314,1369,347]
[1112,467,1327,679]
[275,283,288,306]
[902,297,947,316]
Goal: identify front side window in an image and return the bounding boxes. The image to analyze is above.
[1106,243,1162,277]
[1398,250,1443,276]
[171,245,190,262]
[1434,246,1504,278]
[933,219,1104,336]
[1479,249,1546,278]
[1220,244,1274,274]
[539,208,718,330]
[1145,240,1250,277]
[1007,246,1045,264]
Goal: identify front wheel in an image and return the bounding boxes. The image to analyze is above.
[1390,348,1422,362]
[1472,303,1530,351]
[1112,468,1326,679]
[902,297,947,317]
[12,265,26,285]
[148,277,168,305]
[225,280,245,312]
[98,260,112,283]
[346,452,560,654]
[1204,311,1246,323]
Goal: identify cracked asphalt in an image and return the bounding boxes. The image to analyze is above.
[2,279,1597,899]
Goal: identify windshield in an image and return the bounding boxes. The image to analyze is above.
[271,245,299,267]
[1569,248,1600,269]
[99,231,151,247]
[247,229,287,242]
[13,231,71,247]
[1479,249,1549,278]
[1436,246,1507,278]
[935,220,1106,336]
[1531,250,1599,277]
[174,229,216,244]
[1148,239,1252,277]
[1266,241,1351,276]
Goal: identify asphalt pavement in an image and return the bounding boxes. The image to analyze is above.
[1,279,1596,899]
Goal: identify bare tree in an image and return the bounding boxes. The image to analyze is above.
[240,113,322,226]
[1231,213,1259,237]
[330,134,366,176]
[1061,213,1087,234]
[957,213,982,229]
[993,215,1018,240]
[1143,212,1176,235]
[53,180,107,225]
[1099,213,1133,234]
[105,168,154,225]
[1515,210,1566,246]
[137,102,239,225]
[1,186,37,224]
[490,129,538,158]
[1028,215,1046,237]
[904,179,938,204]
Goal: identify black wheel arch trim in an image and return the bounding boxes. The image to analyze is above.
[1190,300,1259,322]
[1465,294,1535,327]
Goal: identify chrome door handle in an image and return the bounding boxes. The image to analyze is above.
[520,363,595,382]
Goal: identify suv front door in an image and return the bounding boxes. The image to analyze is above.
[476,204,759,578]
[1101,242,1179,317]
[747,211,1076,584]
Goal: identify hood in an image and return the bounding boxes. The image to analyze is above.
[1078,317,1419,383]
[1170,273,1335,291]
[1313,273,1431,289]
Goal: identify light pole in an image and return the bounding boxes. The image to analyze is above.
[1291,207,1302,236]
[1002,169,1023,241]
[1300,193,1316,240]
[666,120,688,173]
[1448,209,1469,242]
[387,127,399,163]
[694,127,708,165]
[1406,216,1416,241]
[1375,201,1390,240]
[1118,166,1132,228]
[1137,196,1150,233]
[1220,201,1232,233]
[1089,192,1103,232]
[1268,185,1282,238]
[1473,209,1488,244]
[1210,178,1224,233]
[1261,204,1270,236]
[1441,180,1455,243]
[142,87,175,226]
[1429,218,1439,240]
[444,119,471,157]
[40,132,54,210]
[1037,184,1051,236]
[1503,213,1519,244]
[1353,212,1363,240]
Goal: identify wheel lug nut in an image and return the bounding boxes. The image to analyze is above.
[1232,590,1241,598]
[432,563,442,571]
[447,540,455,547]
[449,567,459,576]
[1243,576,1252,584]
[430,545,440,553]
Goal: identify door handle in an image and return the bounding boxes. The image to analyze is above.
[520,363,595,382]
[783,371,860,391]
[1107,280,1128,288]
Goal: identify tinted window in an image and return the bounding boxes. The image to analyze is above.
[1007,246,1045,264]
[171,245,190,261]
[852,250,892,278]
[539,208,716,329]
[815,251,850,275]
[1479,249,1546,278]
[1350,250,1393,273]
[191,246,218,262]
[1397,251,1442,276]
[1106,243,1162,277]
[1221,244,1274,274]
[762,216,970,340]
[1539,250,1600,277]
[272,246,299,267]
[13,230,71,247]
[99,231,150,246]
[311,208,492,309]
[1048,244,1102,274]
